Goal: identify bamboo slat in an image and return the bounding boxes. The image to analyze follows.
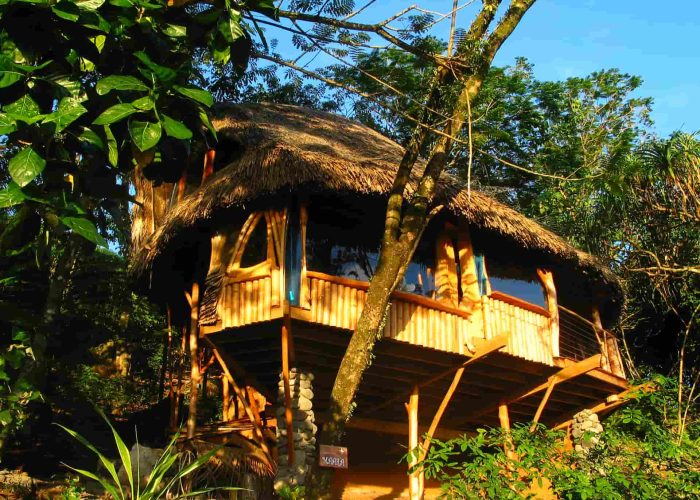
[289,274,558,364]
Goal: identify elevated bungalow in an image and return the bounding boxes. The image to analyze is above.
[132,103,630,498]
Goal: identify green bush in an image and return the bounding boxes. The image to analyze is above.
[415,375,700,499]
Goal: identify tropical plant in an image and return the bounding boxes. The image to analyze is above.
[58,411,238,499]
[415,375,700,500]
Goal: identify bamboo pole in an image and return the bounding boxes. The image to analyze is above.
[222,375,230,421]
[537,269,559,358]
[281,313,295,466]
[407,385,422,500]
[422,366,465,457]
[186,282,200,439]
[498,403,516,460]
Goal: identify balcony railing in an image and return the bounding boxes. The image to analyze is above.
[211,269,624,377]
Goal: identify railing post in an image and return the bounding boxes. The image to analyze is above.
[537,269,559,358]
[481,295,492,339]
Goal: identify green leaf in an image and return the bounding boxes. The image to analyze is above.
[43,98,87,132]
[174,85,213,107]
[98,411,134,498]
[77,127,105,149]
[0,410,12,426]
[129,120,161,151]
[132,96,154,111]
[162,24,187,37]
[218,10,244,43]
[96,75,149,95]
[198,108,217,140]
[0,57,23,89]
[0,113,17,134]
[51,1,81,21]
[134,51,177,82]
[74,0,105,9]
[60,217,107,247]
[254,0,279,21]
[104,125,118,167]
[9,147,46,187]
[108,0,132,6]
[162,114,192,139]
[4,95,43,124]
[93,103,138,125]
[0,182,28,208]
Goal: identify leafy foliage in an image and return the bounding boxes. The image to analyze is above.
[59,410,234,499]
[417,377,700,499]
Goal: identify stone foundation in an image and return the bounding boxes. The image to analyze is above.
[571,409,603,453]
[274,369,317,490]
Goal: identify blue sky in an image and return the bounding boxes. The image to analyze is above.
[490,0,699,136]
[341,0,699,137]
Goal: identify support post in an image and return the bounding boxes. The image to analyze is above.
[281,312,295,466]
[407,385,422,500]
[498,403,516,460]
[222,375,230,421]
[537,269,559,358]
[186,282,200,439]
[592,305,624,378]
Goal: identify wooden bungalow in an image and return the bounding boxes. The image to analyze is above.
[132,103,631,499]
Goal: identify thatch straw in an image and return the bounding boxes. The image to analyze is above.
[131,103,621,304]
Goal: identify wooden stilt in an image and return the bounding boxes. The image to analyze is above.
[499,403,516,459]
[171,323,187,429]
[158,306,172,401]
[222,375,230,421]
[281,312,295,466]
[407,385,422,500]
[186,282,200,439]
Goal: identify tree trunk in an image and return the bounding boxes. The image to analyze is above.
[306,2,536,494]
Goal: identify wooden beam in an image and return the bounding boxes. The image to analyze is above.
[369,334,508,416]
[455,354,602,428]
[553,382,656,430]
[342,417,469,440]
[519,355,601,402]
[421,366,466,459]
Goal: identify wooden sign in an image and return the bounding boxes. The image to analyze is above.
[319,445,348,469]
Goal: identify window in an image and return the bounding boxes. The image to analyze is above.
[486,256,546,308]
[239,216,268,268]
[285,202,303,306]
[398,237,436,298]
[306,200,382,280]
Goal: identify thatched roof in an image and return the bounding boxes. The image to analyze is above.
[132,102,622,308]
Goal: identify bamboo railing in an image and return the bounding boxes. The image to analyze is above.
[219,274,275,328]
[482,294,553,365]
[307,272,476,356]
[214,269,622,374]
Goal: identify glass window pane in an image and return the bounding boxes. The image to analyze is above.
[285,204,303,305]
[240,217,267,268]
[487,257,546,307]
